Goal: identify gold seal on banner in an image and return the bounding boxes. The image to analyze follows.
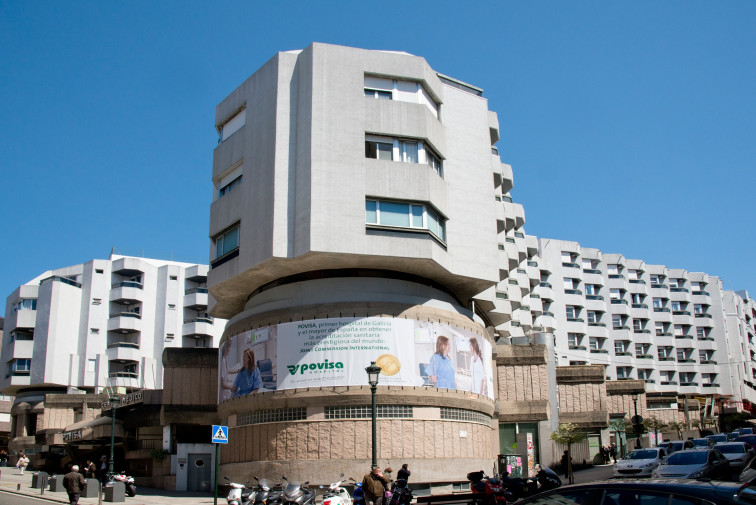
[376,354,400,376]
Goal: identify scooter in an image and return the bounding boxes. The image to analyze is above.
[280,476,316,505]
[387,479,412,505]
[467,471,512,505]
[225,477,253,505]
[321,474,351,505]
[252,477,273,505]
[110,471,137,497]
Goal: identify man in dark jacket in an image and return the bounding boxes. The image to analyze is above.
[63,465,87,505]
[397,464,410,482]
[362,466,390,505]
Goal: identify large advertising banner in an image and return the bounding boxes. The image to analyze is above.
[218,317,494,402]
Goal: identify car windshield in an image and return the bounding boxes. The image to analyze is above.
[692,439,708,446]
[708,435,727,442]
[625,450,658,460]
[738,436,756,442]
[718,445,746,454]
[667,451,708,465]
[669,442,683,450]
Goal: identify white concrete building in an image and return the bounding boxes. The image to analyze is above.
[2,255,226,396]
[722,290,756,410]
[208,43,552,483]
[537,238,751,404]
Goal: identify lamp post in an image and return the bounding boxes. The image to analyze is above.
[365,361,381,469]
[108,394,120,478]
[632,395,642,449]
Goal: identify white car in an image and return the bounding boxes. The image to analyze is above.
[613,447,666,477]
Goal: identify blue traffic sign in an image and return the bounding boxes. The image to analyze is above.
[212,425,228,444]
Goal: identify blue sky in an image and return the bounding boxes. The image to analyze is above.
[1,1,754,301]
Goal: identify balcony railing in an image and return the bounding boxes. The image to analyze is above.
[541,311,554,317]
[611,299,628,305]
[695,313,712,318]
[675,334,693,339]
[613,325,629,330]
[590,349,608,353]
[656,331,672,336]
[564,289,581,295]
[661,380,678,385]
[670,287,689,293]
[629,279,646,285]
[586,295,604,301]
[110,311,142,319]
[672,310,691,316]
[651,283,668,289]
[700,360,716,365]
[540,282,552,288]
[588,322,606,327]
[109,371,138,379]
[692,291,710,296]
[185,316,214,324]
[636,354,653,359]
[631,303,648,309]
[680,381,698,387]
[527,261,538,267]
[566,317,584,323]
[568,345,587,351]
[677,358,695,363]
[615,351,632,357]
[658,357,675,361]
[702,383,720,388]
[633,329,650,334]
[107,342,140,349]
[583,269,601,275]
[562,262,579,269]
[112,281,143,289]
[185,287,209,295]
[654,307,670,312]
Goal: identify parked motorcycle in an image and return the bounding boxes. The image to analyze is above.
[252,477,274,505]
[387,478,412,505]
[321,474,351,505]
[280,476,316,505]
[110,471,137,497]
[467,471,511,505]
[349,478,365,505]
[225,477,253,505]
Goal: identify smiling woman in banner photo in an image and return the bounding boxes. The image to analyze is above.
[220,340,242,400]
[469,337,487,396]
[428,335,456,389]
[233,348,263,396]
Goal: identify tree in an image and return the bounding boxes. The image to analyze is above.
[645,417,668,445]
[550,423,587,484]
[667,421,684,440]
[609,418,627,457]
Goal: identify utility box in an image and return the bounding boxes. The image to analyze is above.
[104,481,125,502]
[83,478,100,498]
[31,472,49,489]
[498,454,524,478]
[49,475,66,492]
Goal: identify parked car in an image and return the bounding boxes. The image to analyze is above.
[739,454,756,482]
[653,448,730,479]
[716,442,756,471]
[740,428,754,436]
[613,448,666,477]
[735,435,756,451]
[514,479,756,504]
[657,441,684,455]
[707,433,729,444]
[691,438,713,448]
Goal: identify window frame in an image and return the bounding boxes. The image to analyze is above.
[365,199,446,242]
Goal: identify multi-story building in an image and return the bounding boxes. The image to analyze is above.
[538,238,748,406]
[208,43,552,484]
[722,290,756,411]
[2,255,226,460]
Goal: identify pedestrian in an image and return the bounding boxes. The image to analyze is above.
[610,443,618,463]
[560,450,570,476]
[0,449,8,467]
[63,464,87,505]
[362,466,390,505]
[397,464,410,482]
[98,455,108,483]
[17,451,29,474]
[85,459,97,479]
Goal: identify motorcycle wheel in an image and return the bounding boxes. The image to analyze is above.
[126,483,137,497]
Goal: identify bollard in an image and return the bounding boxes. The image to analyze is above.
[98,481,103,505]
[17,483,21,490]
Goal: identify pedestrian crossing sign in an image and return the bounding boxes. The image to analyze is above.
[212,425,228,444]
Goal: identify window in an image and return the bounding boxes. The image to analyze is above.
[635,343,650,355]
[633,319,645,332]
[95,269,104,274]
[589,337,604,350]
[699,350,714,363]
[653,297,664,308]
[694,304,707,314]
[587,311,599,324]
[628,269,641,280]
[168,304,176,310]
[637,369,653,380]
[165,334,174,341]
[703,373,718,385]
[631,293,643,304]
[658,347,673,359]
[613,314,624,328]
[219,108,245,142]
[616,366,632,378]
[610,288,622,300]
[563,278,580,293]
[364,76,439,117]
[8,359,31,376]
[92,298,102,305]
[696,327,709,339]
[608,264,620,275]
[561,252,578,266]
[677,348,692,361]
[565,306,579,319]
[365,135,444,176]
[365,137,393,160]
[669,278,681,288]
[567,333,582,347]
[656,322,667,335]
[674,324,685,336]
[90,328,99,334]
[365,199,446,241]
[169,275,178,281]
[214,224,240,259]
[219,175,242,197]
[12,299,37,312]
[671,301,682,311]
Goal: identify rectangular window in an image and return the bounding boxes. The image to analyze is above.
[168,304,176,310]
[92,298,102,305]
[8,359,31,375]
[95,269,104,274]
[366,199,446,241]
[365,138,394,160]
[169,275,178,281]
[607,264,619,275]
[587,311,598,323]
[365,75,439,117]
[215,224,240,258]
[671,301,682,311]
[585,284,597,295]
[219,109,245,142]
[399,140,418,163]
[613,314,623,328]
[219,175,242,197]
[565,306,578,319]
[589,337,603,350]
[567,333,581,347]
[653,298,664,308]
[610,289,622,300]
[12,299,37,312]
[90,328,99,334]
[87,359,96,373]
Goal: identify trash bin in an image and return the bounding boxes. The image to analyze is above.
[83,478,100,498]
[31,471,49,489]
[104,481,126,502]
[49,474,66,492]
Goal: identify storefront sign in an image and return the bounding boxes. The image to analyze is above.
[63,430,83,442]
[101,390,143,410]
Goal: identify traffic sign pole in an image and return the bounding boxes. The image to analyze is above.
[212,425,228,505]
[214,443,219,505]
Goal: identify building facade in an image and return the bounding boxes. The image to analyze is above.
[1,255,226,463]
[208,43,552,484]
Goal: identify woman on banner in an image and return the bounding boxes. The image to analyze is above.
[220,340,242,400]
[233,348,263,396]
[469,337,487,395]
[428,335,456,389]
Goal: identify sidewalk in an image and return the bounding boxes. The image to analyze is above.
[0,468,219,505]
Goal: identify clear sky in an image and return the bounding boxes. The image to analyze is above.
[1,1,754,301]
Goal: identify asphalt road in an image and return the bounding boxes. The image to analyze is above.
[0,490,56,505]
[571,464,616,484]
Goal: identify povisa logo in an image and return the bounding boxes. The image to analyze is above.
[287,359,344,375]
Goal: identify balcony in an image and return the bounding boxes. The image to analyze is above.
[184,288,209,310]
[564,289,582,295]
[680,381,698,387]
[656,331,672,337]
[636,354,653,359]
[658,357,675,362]
[615,351,633,357]
[562,262,580,269]
[107,313,142,333]
[702,383,720,388]
[677,358,695,363]
[633,329,651,334]
[586,295,604,301]
[629,279,646,285]
[110,283,144,305]
[661,381,678,385]
[566,317,584,323]
[651,284,668,289]
[695,313,712,319]
[583,269,601,275]
[631,303,648,309]
[654,307,670,313]
[672,310,691,316]
[670,287,689,293]
[183,318,215,338]
[590,349,609,354]
[675,334,693,340]
[692,291,710,296]
[588,322,606,327]
[609,274,624,279]
[611,299,628,305]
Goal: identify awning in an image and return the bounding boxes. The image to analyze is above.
[60,416,124,444]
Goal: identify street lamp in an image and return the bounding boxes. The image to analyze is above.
[365,361,381,469]
[632,395,642,449]
[108,394,120,478]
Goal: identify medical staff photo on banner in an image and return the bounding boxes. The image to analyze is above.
[217,317,494,402]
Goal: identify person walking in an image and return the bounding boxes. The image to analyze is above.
[362,466,390,505]
[610,443,618,464]
[397,464,411,482]
[63,465,87,505]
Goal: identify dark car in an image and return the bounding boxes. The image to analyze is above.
[736,435,756,451]
[653,448,730,479]
[515,479,756,504]
[707,434,729,444]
